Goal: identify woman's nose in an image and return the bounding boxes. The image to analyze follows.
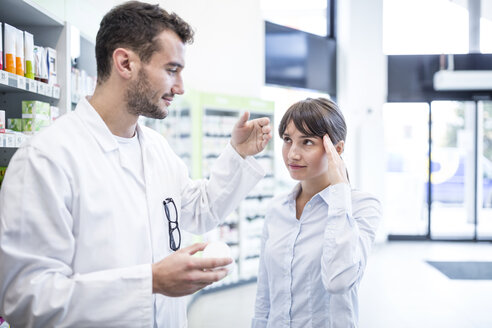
[288,145,301,160]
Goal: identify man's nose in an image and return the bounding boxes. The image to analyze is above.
[171,75,184,95]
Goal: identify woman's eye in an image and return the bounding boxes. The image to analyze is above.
[283,137,291,143]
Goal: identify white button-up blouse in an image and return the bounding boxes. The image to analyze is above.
[252,183,381,328]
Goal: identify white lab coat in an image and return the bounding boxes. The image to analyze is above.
[0,97,265,327]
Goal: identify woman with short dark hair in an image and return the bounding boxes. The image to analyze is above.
[252,98,381,328]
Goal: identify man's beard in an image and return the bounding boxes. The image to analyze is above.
[125,69,170,119]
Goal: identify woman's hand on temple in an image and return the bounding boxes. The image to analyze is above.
[323,135,349,186]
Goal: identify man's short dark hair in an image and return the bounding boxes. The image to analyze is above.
[95,1,194,83]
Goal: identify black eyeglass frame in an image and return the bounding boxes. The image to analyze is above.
[163,197,181,251]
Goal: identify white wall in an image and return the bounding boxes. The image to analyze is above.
[31,0,116,41]
[163,0,264,97]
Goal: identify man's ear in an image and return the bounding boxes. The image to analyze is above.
[335,140,345,155]
[112,48,139,80]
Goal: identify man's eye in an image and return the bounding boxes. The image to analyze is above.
[167,68,178,74]
[304,140,313,145]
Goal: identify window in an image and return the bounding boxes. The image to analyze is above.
[383,0,469,54]
[261,0,331,37]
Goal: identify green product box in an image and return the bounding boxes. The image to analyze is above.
[21,117,49,132]
[22,118,44,133]
[0,167,6,189]
[23,118,33,132]
[25,60,34,79]
[8,118,23,132]
[22,100,51,116]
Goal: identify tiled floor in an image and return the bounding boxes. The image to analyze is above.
[187,241,492,328]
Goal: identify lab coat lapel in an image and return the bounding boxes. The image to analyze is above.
[74,97,119,154]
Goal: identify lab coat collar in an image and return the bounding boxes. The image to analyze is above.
[74,97,156,152]
[74,97,119,153]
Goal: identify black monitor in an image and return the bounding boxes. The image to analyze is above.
[387,54,492,102]
[265,21,337,97]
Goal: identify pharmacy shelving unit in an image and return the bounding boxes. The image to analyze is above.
[0,0,68,115]
[70,30,97,110]
[0,0,96,167]
[141,91,275,291]
[0,0,65,166]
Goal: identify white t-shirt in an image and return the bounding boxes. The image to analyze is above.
[113,131,145,188]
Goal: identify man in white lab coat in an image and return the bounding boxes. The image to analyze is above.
[0,1,272,327]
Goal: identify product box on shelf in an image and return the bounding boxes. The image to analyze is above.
[22,100,50,116]
[50,106,60,121]
[15,28,24,77]
[34,45,48,83]
[0,110,5,133]
[4,23,16,74]
[24,31,35,79]
[0,168,5,189]
[46,47,57,85]
[7,118,23,132]
[0,23,3,70]
[21,100,51,132]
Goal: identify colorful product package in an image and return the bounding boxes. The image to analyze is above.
[7,118,23,132]
[22,100,50,116]
[15,28,24,76]
[0,23,3,70]
[0,110,5,133]
[0,167,7,189]
[22,101,51,132]
[4,23,16,74]
[34,45,48,83]
[24,31,34,79]
[50,106,60,121]
[23,118,46,133]
[45,47,57,85]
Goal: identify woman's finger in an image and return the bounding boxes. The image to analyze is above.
[323,135,340,162]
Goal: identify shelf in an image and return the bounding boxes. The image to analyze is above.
[0,0,64,27]
[0,71,60,100]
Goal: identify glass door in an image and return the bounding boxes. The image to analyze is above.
[384,100,491,240]
[430,101,476,239]
[478,101,492,240]
[383,103,429,237]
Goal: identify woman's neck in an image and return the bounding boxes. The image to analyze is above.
[295,177,329,220]
[298,176,330,201]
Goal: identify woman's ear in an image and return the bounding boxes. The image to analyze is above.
[335,140,345,155]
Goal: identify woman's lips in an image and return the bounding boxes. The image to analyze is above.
[288,164,305,170]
